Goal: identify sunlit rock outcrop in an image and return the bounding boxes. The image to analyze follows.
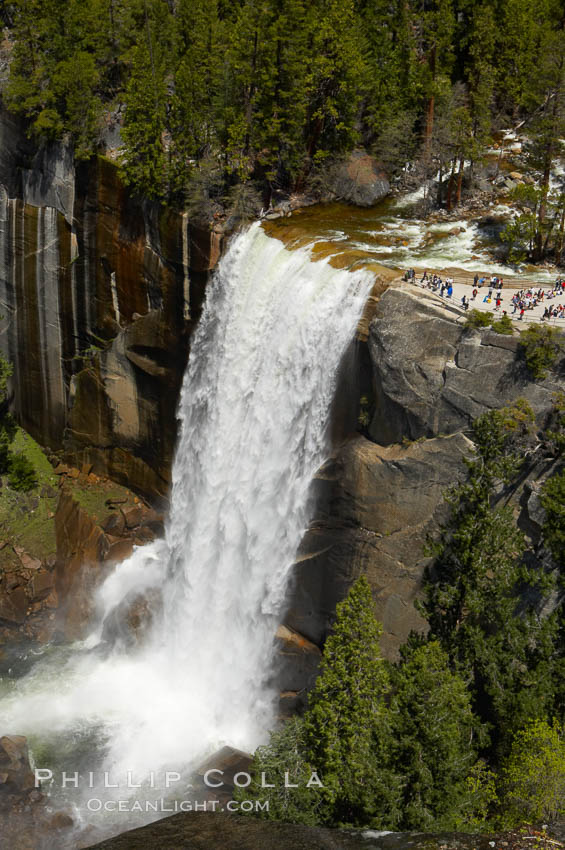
[285,286,565,659]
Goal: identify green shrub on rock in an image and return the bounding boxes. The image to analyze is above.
[491,314,514,335]
[519,325,565,380]
[465,309,494,329]
[8,452,38,492]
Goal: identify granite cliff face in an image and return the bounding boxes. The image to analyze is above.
[0,107,221,503]
[367,286,560,445]
[284,284,564,658]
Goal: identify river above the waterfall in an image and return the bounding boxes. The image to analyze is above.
[264,194,559,283]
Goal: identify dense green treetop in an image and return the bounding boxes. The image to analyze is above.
[2,0,564,206]
[303,575,400,826]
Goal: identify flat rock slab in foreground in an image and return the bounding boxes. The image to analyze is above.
[85,812,563,850]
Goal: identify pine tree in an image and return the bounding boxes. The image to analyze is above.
[465,1,496,156]
[391,641,483,829]
[359,0,419,137]
[303,575,401,827]
[168,0,221,196]
[119,0,173,197]
[421,402,561,752]
[301,0,366,172]
[409,0,456,154]
[6,0,68,137]
[251,0,310,188]
[220,0,269,180]
[496,0,556,116]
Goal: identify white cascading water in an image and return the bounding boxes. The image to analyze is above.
[0,223,372,831]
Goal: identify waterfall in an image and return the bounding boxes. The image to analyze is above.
[0,223,372,828]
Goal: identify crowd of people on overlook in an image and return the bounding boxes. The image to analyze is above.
[403,267,565,322]
[508,285,565,321]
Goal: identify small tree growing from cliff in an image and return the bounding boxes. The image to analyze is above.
[519,325,565,380]
[0,353,16,474]
[7,453,38,492]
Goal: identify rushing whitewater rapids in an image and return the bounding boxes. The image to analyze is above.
[0,224,372,836]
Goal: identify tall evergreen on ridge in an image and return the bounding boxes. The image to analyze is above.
[168,0,222,196]
[119,0,173,197]
[390,641,482,830]
[301,0,365,170]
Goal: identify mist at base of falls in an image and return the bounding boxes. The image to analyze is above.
[0,223,373,835]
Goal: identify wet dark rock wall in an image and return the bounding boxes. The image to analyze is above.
[0,106,220,504]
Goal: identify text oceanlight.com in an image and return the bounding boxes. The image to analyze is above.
[85,799,270,813]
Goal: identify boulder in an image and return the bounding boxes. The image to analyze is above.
[100,588,160,648]
[29,570,54,601]
[0,587,27,624]
[194,746,253,793]
[16,551,42,572]
[104,538,134,563]
[0,735,35,797]
[121,506,144,529]
[80,811,550,850]
[101,512,126,536]
[332,150,390,207]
